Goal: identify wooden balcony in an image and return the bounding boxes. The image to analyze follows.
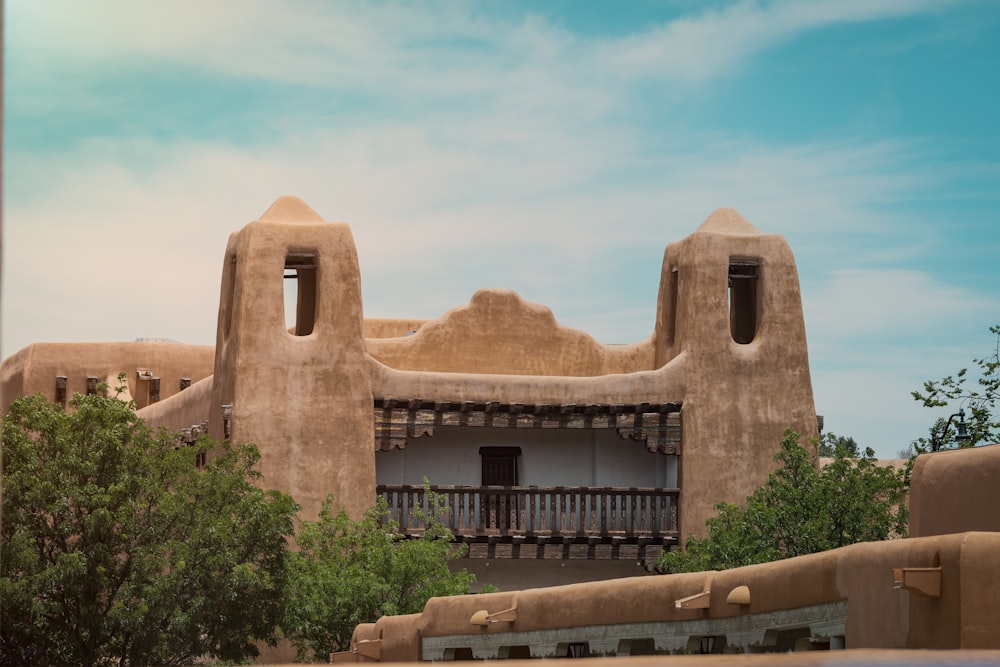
[377,485,679,558]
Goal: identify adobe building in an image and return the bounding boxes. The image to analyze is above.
[337,444,1000,658]
[0,196,819,587]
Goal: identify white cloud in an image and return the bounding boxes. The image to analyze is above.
[5,0,998,462]
[5,115,983,359]
[803,268,985,343]
[9,0,967,125]
[603,0,961,82]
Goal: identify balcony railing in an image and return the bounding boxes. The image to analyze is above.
[377,485,679,544]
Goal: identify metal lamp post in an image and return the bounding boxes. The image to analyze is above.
[931,408,972,452]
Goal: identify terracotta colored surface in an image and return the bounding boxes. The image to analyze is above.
[1,341,213,412]
[910,445,1000,538]
[351,532,1000,658]
[324,651,1000,666]
[207,197,375,521]
[0,198,818,539]
[365,289,652,376]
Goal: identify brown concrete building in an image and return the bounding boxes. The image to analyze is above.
[1,196,818,588]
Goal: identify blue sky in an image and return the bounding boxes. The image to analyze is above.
[5,0,999,458]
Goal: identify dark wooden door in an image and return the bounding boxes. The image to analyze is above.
[480,447,520,531]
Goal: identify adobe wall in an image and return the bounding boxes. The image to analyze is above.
[346,532,1000,656]
[651,211,818,536]
[909,445,1000,538]
[137,374,214,436]
[364,289,654,376]
[0,341,214,412]
[363,318,430,339]
[208,196,375,522]
[0,199,817,546]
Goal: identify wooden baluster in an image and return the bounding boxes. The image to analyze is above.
[518,490,526,533]
[528,488,536,536]
[630,491,638,537]
[608,490,618,532]
[405,489,414,533]
[418,487,425,533]
[569,491,577,536]
[509,490,517,534]
[548,489,556,534]
[600,490,608,537]
[659,492,666,535]
[467,488,475,533]
[637,491,645,535]
[660,492,669,535]
[649,492,656,536]
[448,487,458,533]
[537,491,552,534]
[559,488,567,536]
[586,491,597,535]
[502,488,509,533]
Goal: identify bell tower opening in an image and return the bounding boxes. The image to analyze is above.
[728,258,759,345]
[284,251,318,336]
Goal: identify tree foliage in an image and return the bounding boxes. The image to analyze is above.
[816,432,860,458]
[911,324,1000,451]
[0,386,298,667]
[282,487,477,661]
[658,430,909,574]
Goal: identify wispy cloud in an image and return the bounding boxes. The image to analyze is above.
[603,0,962,82]
[5,0,998,459]
[10,0,964,124]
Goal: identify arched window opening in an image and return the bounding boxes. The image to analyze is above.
[728,259,759,344]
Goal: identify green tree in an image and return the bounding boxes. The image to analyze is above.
[817,432,860,458]
[658,430,909,574]
[911,324,1000,451]
[0,386,298,667]
[282,487,476,660]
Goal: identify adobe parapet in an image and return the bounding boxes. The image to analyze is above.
[0,341,213,414]
[910,444,1000,537]
[346,531,1000,658]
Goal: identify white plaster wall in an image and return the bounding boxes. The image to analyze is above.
[375,427,675,488]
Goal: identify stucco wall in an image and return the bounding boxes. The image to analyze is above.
[348,532,1000,657]
[909,445,1000,538]
[137,374,214,435]
[364,318,429,339]
[375,427,674,488]
[208,197,375,522]
[0,200,818,548]
[365,289,653,377]
[0,341,214,412]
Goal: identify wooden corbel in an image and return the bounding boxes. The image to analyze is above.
[675,590,711,610]
[892,567,942,598]
[471,605,518,626]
